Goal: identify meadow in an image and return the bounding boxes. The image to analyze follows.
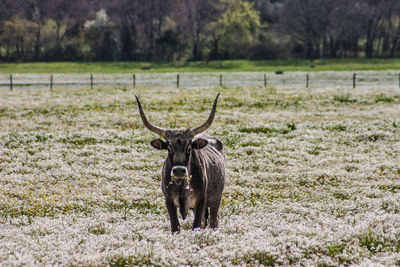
[0,72,399,265]
[2,58,400,74]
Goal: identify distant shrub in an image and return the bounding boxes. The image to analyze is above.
[42,43,85,61]
[375,95,395,103]
[239,123,296,135]
[333,95,357,103]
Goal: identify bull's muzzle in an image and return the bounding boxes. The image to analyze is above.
[170,166,190,185]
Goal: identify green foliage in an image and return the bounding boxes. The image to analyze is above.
[1,16,36,56]
[84,9,118,61]
[215,0,261,55]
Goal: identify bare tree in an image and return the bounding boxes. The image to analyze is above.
[279,0,332,59]
[373,0,400,57]
[107,0,173,61]
[2,0,400,61]
[0,0,18,58]
[324,0,364,58]
[43,0,89,44]
[362,0,384,57]
[140,0,171,60]
[173,0,217,60]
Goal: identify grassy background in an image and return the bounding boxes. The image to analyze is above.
[2,59,400,73]
[1,79,399,265]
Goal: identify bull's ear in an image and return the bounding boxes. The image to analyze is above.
[191,138,208,149]
[150,139,168,150]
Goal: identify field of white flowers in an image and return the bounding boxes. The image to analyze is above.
[0,73,399,266]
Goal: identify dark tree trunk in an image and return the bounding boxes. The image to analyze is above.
[56,21,61,43]
[352,39,359,58]
[192,41,199,60]
[390,23,400,57]
[192,28,201,60]
[120,24,132,61]
[365,40,373,58]
[329,36,338,58]
[34,27,41,60]
[305,36,313,59]
[365,17,378,58]
[390,36,399,57]
[6,40,10,58]
[209,34,219,60]
[322,36,328,58]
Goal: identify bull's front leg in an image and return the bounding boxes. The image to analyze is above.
[193,197,206,230]
[166,198,180,233]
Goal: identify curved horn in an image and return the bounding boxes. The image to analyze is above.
[191,93,220,135]
[135,96,166,137]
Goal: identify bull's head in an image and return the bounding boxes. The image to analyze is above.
[135,94,220,184]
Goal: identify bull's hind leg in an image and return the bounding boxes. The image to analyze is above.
[204,207,209,227]
[209,205,220,229]
[193,198,206,229]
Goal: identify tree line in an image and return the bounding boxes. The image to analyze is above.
[0,0,400,62]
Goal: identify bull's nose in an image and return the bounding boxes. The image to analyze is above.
[172,166,187,177]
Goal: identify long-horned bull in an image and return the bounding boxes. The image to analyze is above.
[135,94,225,233]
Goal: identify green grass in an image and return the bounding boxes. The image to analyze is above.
[359,230,400,253]
[2,58,400,73]
[239,123,296,136]
[233,251,277,266]
[88,225,106,235]
[109,253,160,267]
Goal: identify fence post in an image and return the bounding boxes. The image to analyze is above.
[9,74,13,91]
[264,73,267,87]
[177,74,180,88]
[398,73,399,88]
[306,73,309,88]
[90,73,93,89]
[133,74,136,88]
[353,73,356,88]
[220,74,223,86]
[50,75,53,90]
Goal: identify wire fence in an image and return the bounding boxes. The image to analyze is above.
[1,71,400,91]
